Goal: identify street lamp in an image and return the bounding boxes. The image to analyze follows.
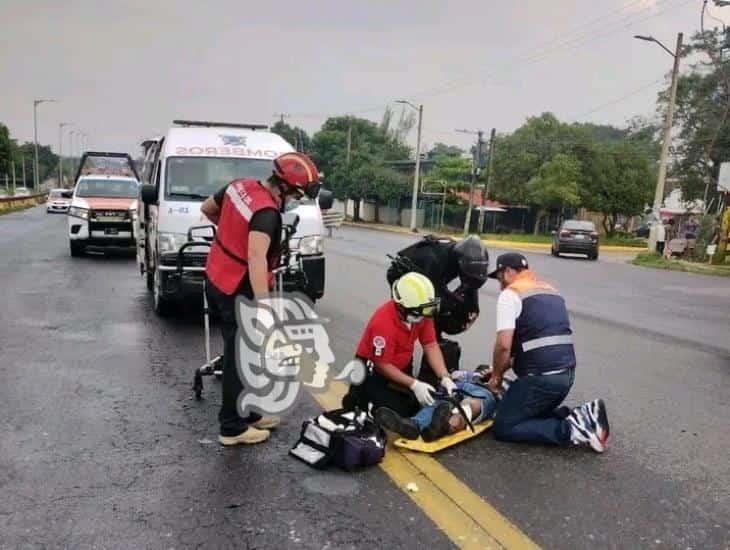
[33,98,57,191]
[634,33,683,252]
[396,99,424,232]
[59,122,73,187]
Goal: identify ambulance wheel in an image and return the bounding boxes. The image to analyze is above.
[70,241,85,257]
[153,268,174,317]
[146,268,154,291]
[193,372,204,400]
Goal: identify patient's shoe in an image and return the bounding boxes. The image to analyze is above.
[421,402,452,442]
[374,407,420,440]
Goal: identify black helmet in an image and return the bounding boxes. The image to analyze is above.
[453,235,489,287]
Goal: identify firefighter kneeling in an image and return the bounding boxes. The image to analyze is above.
[342,272,496,441]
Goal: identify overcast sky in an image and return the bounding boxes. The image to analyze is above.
[1,0,724,156]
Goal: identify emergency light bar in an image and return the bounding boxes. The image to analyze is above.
[173,120,268,131]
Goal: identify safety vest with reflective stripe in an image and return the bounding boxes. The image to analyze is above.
[205,179,280,295]
[508,270,576,376]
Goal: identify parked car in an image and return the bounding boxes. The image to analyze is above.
[634,224,650,238]
[551,220,599,260]
[46,189,73,213]
[14,187,31,197]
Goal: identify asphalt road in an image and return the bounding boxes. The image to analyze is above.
[1,208,729,549]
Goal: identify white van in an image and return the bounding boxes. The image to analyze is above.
[137,120,328,315]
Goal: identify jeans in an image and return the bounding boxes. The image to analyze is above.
[493,370,575,446]
[342,369,420,418]
[412,382,497,432]
[206,279,261,437]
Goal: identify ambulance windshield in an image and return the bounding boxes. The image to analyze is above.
[165,157,273,200]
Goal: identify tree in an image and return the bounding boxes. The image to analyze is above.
[271,120,311,153]
[527,153,581,234]
[310,115,411,219]
[428,142,464,159]
[662,29,730,204]
[425,155,472,193]
[0,123,15,179]
[580,143,655,236]
[490,113,583,204]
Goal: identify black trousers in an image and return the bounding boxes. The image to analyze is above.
[206,279,261,436]
[342,369,420,418]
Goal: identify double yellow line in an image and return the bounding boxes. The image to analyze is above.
[312,381,539,550]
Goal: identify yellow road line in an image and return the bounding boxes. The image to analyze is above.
[310,381,540,550]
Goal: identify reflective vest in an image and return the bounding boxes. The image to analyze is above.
[205,179,280,295]
[508,271,576,376]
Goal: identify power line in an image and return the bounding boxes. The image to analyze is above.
[286,0,691,124]
[570,75,667,120]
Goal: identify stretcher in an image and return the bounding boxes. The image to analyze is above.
[393,418,493,453]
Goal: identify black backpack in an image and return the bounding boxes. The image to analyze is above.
[290,409,387,472]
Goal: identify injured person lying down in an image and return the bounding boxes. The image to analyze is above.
[375,374,497,442]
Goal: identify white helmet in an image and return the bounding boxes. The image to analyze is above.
[392,272,440,319]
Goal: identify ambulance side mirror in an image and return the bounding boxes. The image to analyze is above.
[140,184,157,205]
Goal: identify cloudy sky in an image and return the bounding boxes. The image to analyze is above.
[0,0,724,156]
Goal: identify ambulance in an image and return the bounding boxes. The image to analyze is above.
[137,120,329,315]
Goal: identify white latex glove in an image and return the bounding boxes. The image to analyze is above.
[440,376,457,396]
[409,379,436,406]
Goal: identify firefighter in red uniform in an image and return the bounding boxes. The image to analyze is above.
[201,152,321,446]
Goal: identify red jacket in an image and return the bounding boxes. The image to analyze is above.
[205,179,280,295]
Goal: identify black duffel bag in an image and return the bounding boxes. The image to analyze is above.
[290,409,387,472]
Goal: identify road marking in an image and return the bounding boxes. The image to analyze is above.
[311,381,540,550]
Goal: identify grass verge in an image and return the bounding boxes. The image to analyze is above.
[631,252,730,277]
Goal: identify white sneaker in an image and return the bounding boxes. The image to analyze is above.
[567,400,609,453]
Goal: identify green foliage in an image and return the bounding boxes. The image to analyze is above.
[310,116,411,206]
[428,143,464,159]
[664,29,730,202]
[425,155,472,192]
[527,153,581,233]
[0,123,14,177]
[580,142,655,236]
[271,120,311,152]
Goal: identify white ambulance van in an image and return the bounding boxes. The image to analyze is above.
[137,120,329,315]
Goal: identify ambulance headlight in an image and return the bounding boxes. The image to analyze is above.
[158,232,188,253]
[298,235,324,255]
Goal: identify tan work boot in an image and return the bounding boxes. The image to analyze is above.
[251,416,281,430]
[218,426,270,446]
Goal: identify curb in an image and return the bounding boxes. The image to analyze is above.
[342,221,643,253]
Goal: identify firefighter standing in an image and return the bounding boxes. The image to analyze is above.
[201,152,321,446]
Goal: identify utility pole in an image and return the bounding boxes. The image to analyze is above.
[22,156,26,188]
[59,122,72,188]
[410,104,424,232]
[273,113,290,124]
[635,33,683,252]
[11,160,16,193]
[395,100,424,232]
[458,128,484,236]
[476,128,496,234]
